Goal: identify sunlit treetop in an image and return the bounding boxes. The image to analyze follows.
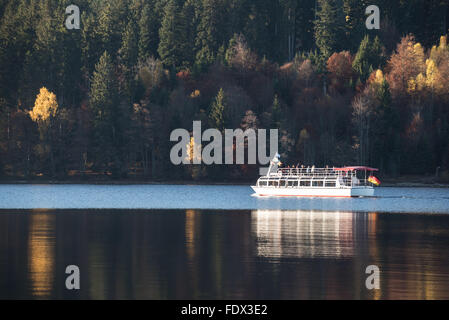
[425,59,442,90]
[29,87,58,122]
[440,35,447,49]
[373,69,385,85]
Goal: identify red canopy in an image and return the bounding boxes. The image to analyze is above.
[334,166,379,172]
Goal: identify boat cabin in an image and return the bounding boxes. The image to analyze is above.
[256,166,379,189]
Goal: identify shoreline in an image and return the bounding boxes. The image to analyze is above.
[0,179,448,188]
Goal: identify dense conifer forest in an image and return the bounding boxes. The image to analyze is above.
[1,0,449,181]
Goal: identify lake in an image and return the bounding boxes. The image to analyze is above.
[1,184,449,213]
[1,185,449,299]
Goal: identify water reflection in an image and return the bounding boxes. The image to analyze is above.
[1,209,449,299]
[185,209,199,261]
[28,214,55,298]
[87,242,107,300]
[252,209,449,299]
[252,210,370,259]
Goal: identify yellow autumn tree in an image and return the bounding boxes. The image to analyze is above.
[29,87,59,175]
[440,35,447,48]
[185,136,204,180]
[29,87,58,123]
[425,59,442,92]
[430,35,449,64]
[367,69,388,95]
[368,69,386,88]
[387,36,427,97]
[407,59,444,94]
[186,136,195,163]
[408,73,425,94]
[185,136,201,163]
[412,43,425,65]
[372,69,385,85]
[408,59,444,95]
[416,73,427,92]
[428,36,449,97]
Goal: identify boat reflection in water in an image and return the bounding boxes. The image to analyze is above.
[252,210,371,259]
[251,209,449,299]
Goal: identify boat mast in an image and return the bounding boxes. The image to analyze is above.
[266,153,281,176]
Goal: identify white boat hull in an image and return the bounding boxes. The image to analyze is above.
[251,186,374,198]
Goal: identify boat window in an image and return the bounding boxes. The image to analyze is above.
[312,180,324,187]
[287,181,295,187]
[325,181,336,187]
[300,180,311,187]
[259,180,268,187]
[269,180,278,187]
[279,180,286,187]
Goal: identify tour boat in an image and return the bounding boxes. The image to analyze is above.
[251,154,380,198]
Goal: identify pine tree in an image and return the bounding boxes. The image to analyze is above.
[89,51,120,171]
[314,0,346,60]
[209,88,226,130]
[195,0,226,69]
[352,35,384,82]
[119,19,139,102]
[369,71,399,175]
[294,0,316,53]
[81,12,104,78]
[0,0,37,103]
[241,0,275,61]
[180,0,197,68]
[138,3,160,62]
[158,0,190,69]
[342,0,367,51]
[96,0,129,60]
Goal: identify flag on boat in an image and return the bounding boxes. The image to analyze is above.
[368,176,381,186]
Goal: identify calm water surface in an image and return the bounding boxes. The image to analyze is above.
[1,185,449,299]
[1,184,449,213]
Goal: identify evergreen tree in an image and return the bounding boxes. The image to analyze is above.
[0,0,37,103]
[352,35,384,82]
[158,0,190,69]
[180,0,197,68]
[209,88,226,131]
[371,72,399,175]
[138,2,160,62]
[342,0,367,51]
[89,51,121,172]
[294,0,316,54]
[17,0,73,108]
[242,0,275,61]
[81,12,104,78]
[96,0,129,59]
[195,0,226,69]
[314,0,346,60]
[119,19,139,102]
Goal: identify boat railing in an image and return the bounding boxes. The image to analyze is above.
[275,167,344,178]
[261,168,373,188]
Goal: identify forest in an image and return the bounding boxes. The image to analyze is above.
[1,0,449,182]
